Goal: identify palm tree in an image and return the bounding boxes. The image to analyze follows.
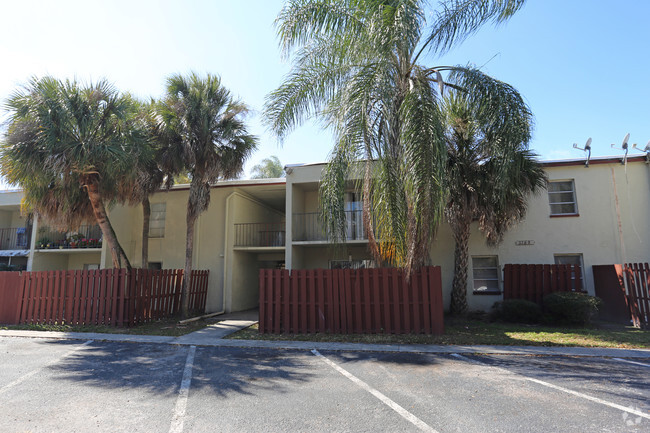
[155,73,257,317]
[264,0,528,276]
[442,91,547,315]
[1,77,150,269]
[251,155,284,179]
[117,100,166,269]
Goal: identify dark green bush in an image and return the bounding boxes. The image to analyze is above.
[0,263,21,272]
[543,292,602,325]
[491,299,542,324]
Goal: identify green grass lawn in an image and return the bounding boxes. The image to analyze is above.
[3,316,649,349]
[0,317,211,337]
[226,319,650,349]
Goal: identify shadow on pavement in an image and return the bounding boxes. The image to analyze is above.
[44,340,314,397]
[471,354,650,403]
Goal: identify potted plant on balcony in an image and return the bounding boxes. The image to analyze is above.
[37,237,50,249]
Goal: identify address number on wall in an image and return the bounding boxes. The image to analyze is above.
[515,240,535,246]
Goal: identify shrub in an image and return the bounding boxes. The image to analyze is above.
[543,292,602,325]
[491,299,542,324]
[0,263,19,272]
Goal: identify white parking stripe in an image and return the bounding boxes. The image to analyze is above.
[169,345,197,433]
[612,357,650,368]
[450,353,650,421]
[0,339,93,395]
[311,349,439,433]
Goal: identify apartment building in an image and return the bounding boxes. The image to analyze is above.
[1,155,647,313]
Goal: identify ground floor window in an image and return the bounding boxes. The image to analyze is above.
[329,260,375,270]
[472,256,500,294]
[554,254,584,290]
[148,262,162,270]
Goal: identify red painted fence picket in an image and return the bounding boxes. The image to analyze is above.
[503,264,584,304]
[258,267,444,335]
[0,268,209,327]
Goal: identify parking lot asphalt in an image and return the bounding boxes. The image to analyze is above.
[0,336,648,433]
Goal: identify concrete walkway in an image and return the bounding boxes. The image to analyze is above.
[174,309,259,345]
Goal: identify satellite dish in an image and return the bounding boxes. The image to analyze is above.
[633,140,650,152]
[573,137,592,167]
[611,133,631,153]
[574,137,592,151]
[632,140,650,163]
[622,133,630,149]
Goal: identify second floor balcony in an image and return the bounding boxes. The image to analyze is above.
[36,225,103,250]
[0,227,31,251]
[292,210,367,243]
[234,222,286,248]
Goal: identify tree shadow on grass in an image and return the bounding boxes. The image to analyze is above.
[45,341,315,398]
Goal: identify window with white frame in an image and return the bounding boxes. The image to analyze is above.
[149,203,166,238]
[547,180,578,216]
[472,256,500,293]
[554,254,584,291]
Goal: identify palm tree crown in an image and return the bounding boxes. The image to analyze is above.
[251,156,285,179]
[154,73,257,317]
[1,77,150,268]
[265,0,529,276]
[442,91,547,314]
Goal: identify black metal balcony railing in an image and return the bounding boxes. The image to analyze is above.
[234,222,286,247]
[292,211,367,242]
[0,227,31,251]
[36,225,103,250]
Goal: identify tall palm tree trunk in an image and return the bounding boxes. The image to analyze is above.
[182,178,201,319]
[141,197,150,269]
[181,211,196,319]
[450,216,471,315]
[84,177,132,270]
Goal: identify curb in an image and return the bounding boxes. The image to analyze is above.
[1,329,649,358]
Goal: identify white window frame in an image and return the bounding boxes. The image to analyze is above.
[149,203,166,238]
[472,255,501,294]
[548,179,578,216]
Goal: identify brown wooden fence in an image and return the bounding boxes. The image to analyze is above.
[0,268,209,326]
[259,267,443,335]
[503,264,584,304]
[623,263,650,328]
[0,272,22,324]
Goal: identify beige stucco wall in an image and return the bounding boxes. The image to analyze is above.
[31,253,69,271]
[105,183,285,313]
[432,160,649,311]
[0,191,23,207]
[4,157,647,314]
[67,252,102,270]
[0,192,27,228]
[286,159,650,312]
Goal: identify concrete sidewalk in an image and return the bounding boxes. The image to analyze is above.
[1,329,649,358]
[174,308,258,345]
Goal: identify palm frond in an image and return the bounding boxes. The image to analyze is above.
[424,0,526,55]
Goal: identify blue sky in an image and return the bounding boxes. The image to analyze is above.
[1,0,648,180]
